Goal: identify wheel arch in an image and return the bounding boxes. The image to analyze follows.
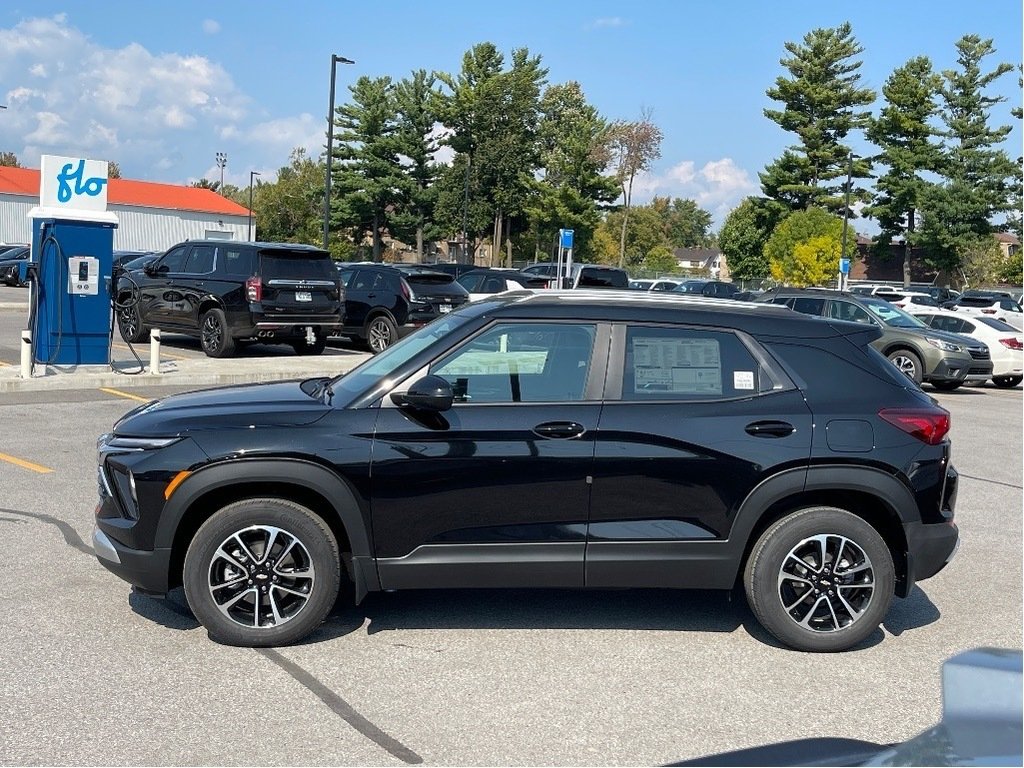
[157,458,378,600]
[729,465,914,597]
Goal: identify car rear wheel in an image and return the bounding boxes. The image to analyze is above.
[183,498,342,647]
[887,349,923,385]
[200,308,236,358]
[117,305,150,343]
[743,507,894,652]
[931,380,962,391]
[993,375,1023,388]
[364,315,398,353]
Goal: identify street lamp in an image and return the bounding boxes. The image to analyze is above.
[248,170,261,241]
[839,151,854,291]
[215,152,227,191]
[323,53,355,250]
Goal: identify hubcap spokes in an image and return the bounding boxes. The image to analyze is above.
[120,308,137,337]
[777,533,874,633]
[208,525,315,629]
[369,322,390,351]
[893,356,915,377]
[203,317,221,350]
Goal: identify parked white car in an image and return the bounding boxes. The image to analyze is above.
[630,278,683,292]
[884,291,941,310]
[908,307,1024,388]
[946,294,1024,331]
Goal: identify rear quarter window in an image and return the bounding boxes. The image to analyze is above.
[220,248,255,277]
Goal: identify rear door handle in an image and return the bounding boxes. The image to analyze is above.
[745,420,796,438]
[533,421,585,439]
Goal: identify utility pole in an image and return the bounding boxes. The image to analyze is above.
[323,54,355,250]
[215,152,227,192]
[839,151,853,292]
[460,155,471,263]
[248,170,261,241]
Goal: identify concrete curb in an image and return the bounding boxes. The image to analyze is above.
[0,302,28,311]
[0,354,370,393]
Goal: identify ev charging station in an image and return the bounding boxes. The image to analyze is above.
[24,155,118,370]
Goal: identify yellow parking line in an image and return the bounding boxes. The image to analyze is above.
[99,387,151,403]
[0,452,54,474]
[112,342,190,361]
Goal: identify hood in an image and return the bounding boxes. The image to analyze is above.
[114,379,330,437]
[911,327,986,351]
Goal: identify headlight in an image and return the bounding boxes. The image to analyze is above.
[96,434,181,510]
[925,336,963,353]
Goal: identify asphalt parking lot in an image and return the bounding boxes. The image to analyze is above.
[0,359,1020,765]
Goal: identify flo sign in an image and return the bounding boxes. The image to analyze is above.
[39,155,109,213]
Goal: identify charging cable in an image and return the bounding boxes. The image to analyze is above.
[109,266,146,375]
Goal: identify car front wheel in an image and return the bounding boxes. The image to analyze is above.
[887,349,923,384]
[993,375,1023,388]
[183,498,342,647]
[743,507,894,652]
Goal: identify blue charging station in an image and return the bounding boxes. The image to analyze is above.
[25,155,119,368]
[29,217,116,365]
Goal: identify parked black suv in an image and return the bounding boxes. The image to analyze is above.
[116,240,343,357]
[337,263,469,352]
[0,245,30,286]
[94,291,959,652]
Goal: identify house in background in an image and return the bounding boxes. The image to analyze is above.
[0,166,253,250]
[673,247,727,278]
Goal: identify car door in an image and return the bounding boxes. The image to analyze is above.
[174,244,217,330]
[340,268,380,333]
[137,245,188,328]
[586,322,812,589]
[371,320,609,590]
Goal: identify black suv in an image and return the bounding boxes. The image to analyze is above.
[337,263,469,352]
[116,240,343,357]
[0,245,30,286]
[94,291,959,652]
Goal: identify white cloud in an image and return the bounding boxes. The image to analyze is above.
[28,63,47,77]
[202,19,221,35]
[236,113,324,158]
[588,17,628,29]
[630,157,758,226]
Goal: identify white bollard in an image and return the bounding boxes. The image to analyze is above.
[149,328,161,375]
[20,330,32,379]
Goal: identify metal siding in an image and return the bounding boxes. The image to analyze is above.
[0,195,252,249]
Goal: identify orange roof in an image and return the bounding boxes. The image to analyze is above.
[0,166,251,217]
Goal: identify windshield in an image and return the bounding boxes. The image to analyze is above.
[862,297,928,328]
[327,311,477,404]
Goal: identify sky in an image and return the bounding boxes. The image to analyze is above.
[1,1,1021,228]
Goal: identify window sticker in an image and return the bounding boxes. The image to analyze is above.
[632,337,722,394]
[734,370,755,390]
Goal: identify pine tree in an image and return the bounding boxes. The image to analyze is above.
[760,23,875,213]
[864,57,943,287]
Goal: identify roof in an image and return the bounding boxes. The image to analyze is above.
[673,247,721,264]
[0,166,251,217]
[994,232,1021,244]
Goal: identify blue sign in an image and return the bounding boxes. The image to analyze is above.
[559,229,574,250]
[839,258,851,275]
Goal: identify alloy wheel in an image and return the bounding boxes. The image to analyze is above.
[119,307,138,338]
[207,525,316,629]
[776,533,875,633]
[368,319,392,352]
[202,315,222,352]
[891,355,917,379]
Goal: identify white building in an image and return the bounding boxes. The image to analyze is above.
[0,166,253,249]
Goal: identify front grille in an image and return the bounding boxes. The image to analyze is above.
[968,347,990,360]
[967,367,990,376]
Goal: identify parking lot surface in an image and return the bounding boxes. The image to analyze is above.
[0,333,1021,765]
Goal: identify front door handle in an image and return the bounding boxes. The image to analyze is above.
[745,420,796,438]
[533,421,585,439]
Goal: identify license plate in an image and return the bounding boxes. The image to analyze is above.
[438,304,452,313]
[295,291,312,302]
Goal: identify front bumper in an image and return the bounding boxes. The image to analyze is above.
[93,525,171,595]
[925,355,973,384]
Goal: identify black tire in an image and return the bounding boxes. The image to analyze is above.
[199,308,236,358]
[931,380,962,391]
[183,498,342,647]
[364,314,398,353]
[117,304,150,343]
[887,348,923,385]
[993,375,1023,389]
[743,507,895,652]
[290,334,327,356]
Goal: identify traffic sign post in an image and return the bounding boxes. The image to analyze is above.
[838,257,851,292]
[558,229,574,288]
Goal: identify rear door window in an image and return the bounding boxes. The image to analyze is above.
[183,245,216,275]
[790,297,826,316]
[219,248,254,277]
[457,273,484,293]
[827,300,874,324]
[259,250,336,281]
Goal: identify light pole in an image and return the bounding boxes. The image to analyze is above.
[323,54,356,250]
[248,170,261,241]
[215,152,227,191]
[839,151,854,292]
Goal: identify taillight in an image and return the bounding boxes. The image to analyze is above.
[400,279,412,301]
[1000,337,1024,350]
[878,407,951,445]
[246,276,262,302]
[981,308,997,314]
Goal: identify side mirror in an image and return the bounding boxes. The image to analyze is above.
[144,263,159,276]
[391,375,454,412]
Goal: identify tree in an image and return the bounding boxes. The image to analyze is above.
[191,178,220,191]
[332,75,403,260]
[717,197,788,281]
[106,161,122,179]
[250,148,325,246]
[760,23,875,212]
[593,204,668,267]
[0,151,21,167]
[764,207,856,286]
[653,197,713,248]
[864,56,944,287]
[525,81,618,261]
[641,244,678,275]
[609,111,663,267]
[391,69,443,261]
[917,35,1017,271]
